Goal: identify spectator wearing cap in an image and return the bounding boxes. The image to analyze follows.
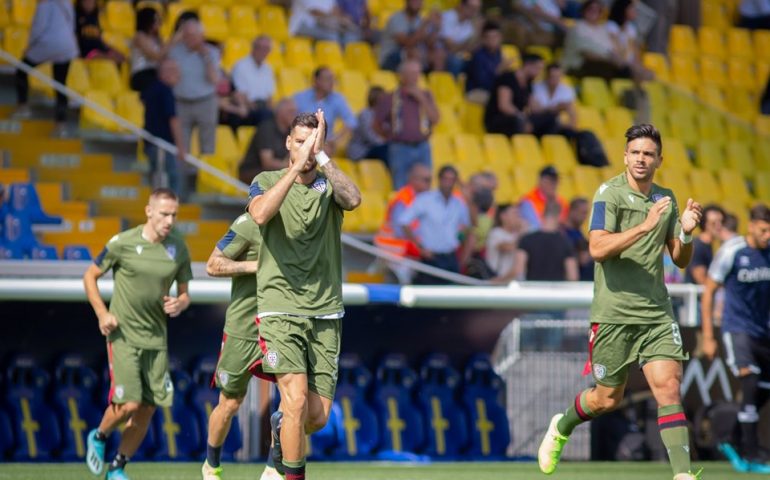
[519,165,569,230]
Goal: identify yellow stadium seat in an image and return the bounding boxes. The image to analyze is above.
[80,90,117,131]
[222,37,251,72]
[494,174,517,203]
[609,78,634,104]
[2,26,28,62]
[344,42,378,76]
[696,85,725,110]
[697,26,725,59]
[459,100,485,135]
[428,71,462,109]
[115,92,144,131]
[756,115,770,135]
[726,88,757,122]
[698,56,727,87]
[723,142,753,179]
[104,1,135,38]
[701,0,731,30]
[727,28,753,60]
[429,134,457,175]
[757,139,770,172]
[758,61,769,87]
[482,134,516,173]
[599,137,625,170]
[501,44,521,69]
[0,6,8,28]
[656,170,691,200]
[0,167,31,184]
[697,109,726,143]
[667,110,698,148]
[315,40,345,73]
[359,195,386,233]
[236,126,255,156]
[229,5,259,38]
[511,134,545,167]
[689,168,722,204]
[29,63,53,98]
[727,59,756,91]
[235,0,266,7]
[199,5,229,43]
[756,171,770,201]
[11,0,35,27]
[580,77,615,110]
[284,37,315,74]
[669,54,699,88]
[643,53,670,82]
[265,41,284,70]
[695,140,724,173]
[102,31,130,57]
[162,4,195,39]
[669,24,698,57]
[276,67,309,98]
[603,106,634,139]
[571,165,603,198]
[512,163,540,195]
[575,105,607,138]
[666,86,698,113]
[525,45,553,62]
[662,138,691,173]
[215,126,240,161]
[358,159,393,193]
[369,70,398,91]
[434,104,461,135]
[197,154,241,196]
[258,5,289,42]
[719,170,753,207]
[453,133,485,171]
[338,70,368,113]
[753,29,770,63]
[87,59,124,96]
[540,134,577,174]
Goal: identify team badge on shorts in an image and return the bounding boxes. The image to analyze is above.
[115,385,125,399]
[593,363,607,380]
[311,178,327,193]
[218,371,229,386]
[266,351,279,368]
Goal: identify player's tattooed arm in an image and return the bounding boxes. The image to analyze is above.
[206,248,258,277]
[322,161,362,211]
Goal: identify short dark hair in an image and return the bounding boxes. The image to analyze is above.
[750,204,770,223]
[608,0,633,25]
[481,20,500,34]
[699,204,725,230]
[313,66,331,80]
[290,113,319,132]
[136,7,159,33]
[522,53,544,65]
[546,62,562,73]
[625,123,662,155]
[438,165,459,179]
[367,86,385,108]
[722,213,738,233]
[569,196,588,211]
[174,11,199,32]
[581,0,602,16]
[150,187,178,202]
[494,202,516,226]
[539,165,559,179]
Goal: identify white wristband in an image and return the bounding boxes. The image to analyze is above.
[679,231,693,244]
[315,151,331,168]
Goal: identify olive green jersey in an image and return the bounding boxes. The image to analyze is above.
[217,213,261,340]
[588,173,682,324]
[248,169,344,316]
[95,226,193,350]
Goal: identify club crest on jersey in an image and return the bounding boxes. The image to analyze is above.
[135,245,143,255]
[115,385,125,399]
[266,351,279,368]
[739,256,750,267]
[651,193,665,202]
[311,178,327,193]
[165,245,176,260]
[593,363,607,380]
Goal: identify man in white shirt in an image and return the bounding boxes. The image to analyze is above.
[440,0,482,76]
[531,63,577,129]
[289,0,360,44]
[231,35,275,125]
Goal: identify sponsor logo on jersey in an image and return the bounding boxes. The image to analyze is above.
[592,363,607,380]
[311,178,327,193]
[737,266,770,283]
[165,245,176,260]
[739,255,750,267]
[266,351,279,368]
[136,245,143,255]
[598,184,608,194]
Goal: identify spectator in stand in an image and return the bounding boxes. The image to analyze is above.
[439,0,483,77]
[347,86,388,162]
[289,0,361,44]
[562,197,594,281]
[141,59,186,197]
[168,17,220,193]
[464,172,498,279]
[484,53,561,137]
[684,204,725,285]
[606,0,654,82]
[131,8,177,93]
[531,63,577,130]
[75,0,125,63]
[216,72,250,130]
[398,165,473,284]
[337,0,377,43]
[519,165,569,230]
[374,59,440,189]
[738,0,770,29]
[487,203,526,280]
[721,212,739,242]
[513,0,568,48]
[231,36,276,126]
[238,98,297,184]
[14,0,78,135]
[374,163,433,284]
[464,21,512,104]
[379,0,441,71]
[561,0,635,81]
[641,0,700,53]
[513,201,578,281]
[294,67,356,155]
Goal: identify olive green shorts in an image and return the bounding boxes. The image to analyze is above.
[589,321,689,387]
[108,338,173,407]
[257,314,342,400]
[214,334,265,399]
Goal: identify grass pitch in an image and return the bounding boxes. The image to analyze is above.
[0,461,761,479]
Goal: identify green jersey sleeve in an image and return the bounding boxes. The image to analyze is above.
[589,184,618,232]
[94,234,123,273]
[175,245,193,284]
[246,170,280,211]
[217,227,251,260]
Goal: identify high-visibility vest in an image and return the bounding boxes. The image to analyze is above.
[520,188,569,224]
[373,185,421,258]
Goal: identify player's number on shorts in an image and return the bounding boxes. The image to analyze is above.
[671,323,682,346]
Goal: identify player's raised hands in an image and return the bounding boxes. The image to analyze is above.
[680,198,702,235]
[313,109,326,155]
[290,128,319,173]
[642,196,671,231]
[98,312,118,336]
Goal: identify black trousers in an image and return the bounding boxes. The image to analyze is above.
[16,57,70,122]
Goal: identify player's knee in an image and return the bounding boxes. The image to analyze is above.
[121,401,142,416]
[219,396,243,418]
[305,410,329,434]
[595,391,623,412]
[281,395,308,423]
